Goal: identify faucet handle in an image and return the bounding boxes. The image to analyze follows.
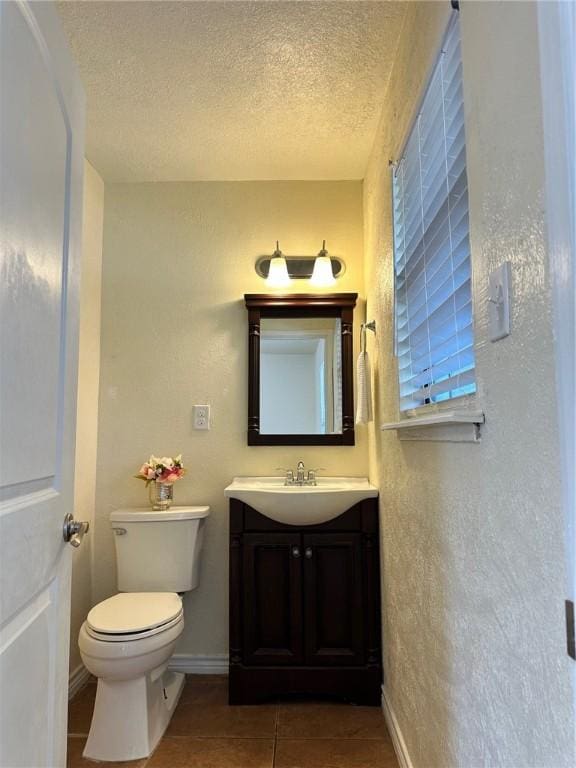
[306,468,325,485]
[276,468,294,485]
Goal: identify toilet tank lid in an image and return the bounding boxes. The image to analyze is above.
[110,506,210,523]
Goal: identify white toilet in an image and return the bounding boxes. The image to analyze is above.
[78,506,209,762]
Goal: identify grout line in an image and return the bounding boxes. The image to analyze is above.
[275,736,391,741]
[272,703,280,768]
[162,735,275,741]
[145,734,389,742]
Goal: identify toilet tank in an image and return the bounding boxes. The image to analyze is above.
[110,507,210,593]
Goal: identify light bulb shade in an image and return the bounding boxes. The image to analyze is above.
[266,255,291,287]
[310,254,336,287]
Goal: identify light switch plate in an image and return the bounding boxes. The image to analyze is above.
[488,261,512,342]
[193,404,210,430]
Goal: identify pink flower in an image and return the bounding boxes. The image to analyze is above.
[135,455,185,485]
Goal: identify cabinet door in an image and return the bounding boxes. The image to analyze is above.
[243,533,303,665]
[303,533,365,666]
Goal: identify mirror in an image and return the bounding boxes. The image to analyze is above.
[245,294,357,446]
[260,317,342,435]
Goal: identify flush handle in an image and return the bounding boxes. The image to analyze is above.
[63,513,90,548]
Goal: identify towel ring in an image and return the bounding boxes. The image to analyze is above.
[360,320,376,352]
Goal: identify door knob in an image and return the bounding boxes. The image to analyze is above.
[291,546,301,558]
[304,547,313,559]
[63,513,90,548]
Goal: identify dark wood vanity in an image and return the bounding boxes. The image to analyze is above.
[228,497,382,705]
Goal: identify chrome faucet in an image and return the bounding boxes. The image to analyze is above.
[277,461,324,486]
[296,461,306,484]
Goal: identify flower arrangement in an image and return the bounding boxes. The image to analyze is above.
[135,455,186,486]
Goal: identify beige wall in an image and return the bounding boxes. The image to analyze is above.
[96,181,367,655]
[364,3,574,767]
[70,160,104,674]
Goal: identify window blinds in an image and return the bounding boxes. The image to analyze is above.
[393,15,476,412]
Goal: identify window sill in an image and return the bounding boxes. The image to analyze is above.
[381,410,485,443]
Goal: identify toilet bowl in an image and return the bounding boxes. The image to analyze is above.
[79,592,185,761]
[78,507,209,762]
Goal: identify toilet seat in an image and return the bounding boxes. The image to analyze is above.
[86,592,183,642]
[85,611,183,642]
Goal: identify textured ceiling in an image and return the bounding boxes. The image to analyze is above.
[57,1,407,182]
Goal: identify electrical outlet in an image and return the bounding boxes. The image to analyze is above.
[193,405,210,430]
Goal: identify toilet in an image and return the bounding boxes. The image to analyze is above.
[78,506,209,762]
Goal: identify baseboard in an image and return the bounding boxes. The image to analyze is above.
[381,685,414,768]
[168,654,229,675]
[68,664,91,700]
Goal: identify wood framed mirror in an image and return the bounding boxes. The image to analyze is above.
[245,294,357,446]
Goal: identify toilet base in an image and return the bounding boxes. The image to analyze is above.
[83,669,185,761]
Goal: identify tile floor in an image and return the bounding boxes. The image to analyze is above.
[68,675,399,768]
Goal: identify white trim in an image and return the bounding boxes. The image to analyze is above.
[381,686,414,768]
[68,663,91,700]
[381,410,484,442]
[382,409,484,429]
[168,654,229,675]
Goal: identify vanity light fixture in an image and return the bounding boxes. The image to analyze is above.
[256,246,345,282]
[265,241,291,288]
[310,241,336,287]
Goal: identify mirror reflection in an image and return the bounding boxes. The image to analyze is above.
[259,317,342,435]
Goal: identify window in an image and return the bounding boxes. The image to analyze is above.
[392,15,475,412]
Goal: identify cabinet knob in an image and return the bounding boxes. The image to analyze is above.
[292,546,301,558]
[304,547,313,559]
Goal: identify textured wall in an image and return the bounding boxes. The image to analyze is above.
[70,160,104,674]
[364,2,574,767]
[96,181,367,655]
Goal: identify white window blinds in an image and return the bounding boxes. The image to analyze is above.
[393,15,476,412]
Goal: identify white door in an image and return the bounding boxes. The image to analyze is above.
[0,1,85,766]
[538,0,576,730]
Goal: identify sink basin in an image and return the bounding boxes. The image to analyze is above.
[224,476,378,526]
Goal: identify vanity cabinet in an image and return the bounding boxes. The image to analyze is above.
[229,498,381,705]
[242,532,303,666]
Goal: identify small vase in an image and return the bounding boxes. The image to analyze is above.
[148,482,173,511]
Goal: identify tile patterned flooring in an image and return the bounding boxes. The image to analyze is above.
[67,675,399,768]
